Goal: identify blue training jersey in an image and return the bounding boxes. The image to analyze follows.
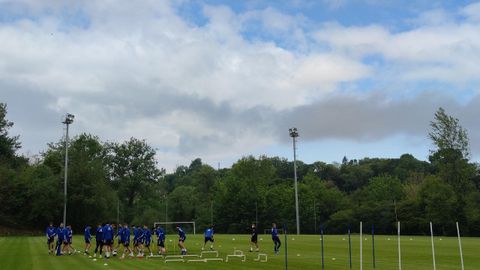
[67,228,73,240]
[271,227,278,239]
[46,226,56,238]
[96,226,103,241]
[138,228,145,242]
[121,227,130,243]
[57,227,65,240]
[103,225,114,241]
[156,228,165,241]
[144,228,152,242]
[133,227,138,240]
[116,227,123,238]
[84,227,91,240]
[178,227,186,240]
[205,228,214,238]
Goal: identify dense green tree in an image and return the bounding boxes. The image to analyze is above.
[428,108,476,200]
[42,134,116,230]
[0,103,20,163]
[104,138,163,223]
[418,176,458,235]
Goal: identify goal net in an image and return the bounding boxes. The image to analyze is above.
[153,221,196,235]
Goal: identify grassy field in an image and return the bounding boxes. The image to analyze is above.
[0,234,478,269]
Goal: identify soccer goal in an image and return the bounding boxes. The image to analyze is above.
[154,221,196,235]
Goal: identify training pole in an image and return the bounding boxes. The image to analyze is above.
[456,222,465,270]
[284,224,288,270]
[348,225,352,269]
[321,225,325,270]
[430,222,437,270]
[360,221,363,270]
[397,221,402,270]
[372,224,376,269]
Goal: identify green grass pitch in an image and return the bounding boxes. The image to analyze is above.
[0,234,478,269]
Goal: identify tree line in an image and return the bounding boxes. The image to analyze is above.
[1,103,479,236]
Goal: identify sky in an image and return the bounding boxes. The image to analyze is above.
[1,0,480,171]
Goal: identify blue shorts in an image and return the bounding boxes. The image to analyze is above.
[85,238,91,244]
[145,240,151,247]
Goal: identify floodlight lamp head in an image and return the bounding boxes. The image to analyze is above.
[63,113,75,124]
[289,127,299,138]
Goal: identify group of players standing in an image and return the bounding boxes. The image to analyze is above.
[47,221,282,258]
[85,223,169,259]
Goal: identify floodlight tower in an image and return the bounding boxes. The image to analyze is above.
[62,113,74,226]
[289,127,300,235]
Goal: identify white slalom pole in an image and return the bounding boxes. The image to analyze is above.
[360,221,363,270]
[430,222,436,270]
[398,221,402,270]
[456,222,465,270]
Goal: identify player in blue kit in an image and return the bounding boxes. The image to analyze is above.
[176,225,187,255]
[84,225,92,255]
[65,225,76,255]
[132,225,139,249]
[143,225,153,257]
[120,224,134,259]
[202,225,215,250]
[93,223,103,258]
[46,222,56,254]
[136,226,145,257]
[113,223,123,256]
[271,223,281,254]
[155,225,166,255]
[55,223,65,256]
[103,223,114,258]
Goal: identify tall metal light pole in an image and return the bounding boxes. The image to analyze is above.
[165,194,168,223]
[62,113,74,226]
[289,127,300,235]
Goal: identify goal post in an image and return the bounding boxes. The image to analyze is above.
[154,221,196,235]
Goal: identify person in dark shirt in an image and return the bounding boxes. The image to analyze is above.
[120,224,134,259]
[136,226,145,257]
[155,225,166,255]
[84,225,92,255]
[143,225,153,257]
[250,223,259,252]
[176,226,187,255]
[93,223,103,258]
[271,223,281,254]
[103,222,114,258]
[65,225,75,255]
[113,223,123,256]
[55,223,65,256]
[46,222,56,254]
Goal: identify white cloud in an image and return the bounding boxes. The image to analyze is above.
[461,2,480,22]
[2,1,480,170]
[314,18,480,84]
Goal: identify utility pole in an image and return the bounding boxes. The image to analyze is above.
[62,113,74,226]
[289,127,300,235]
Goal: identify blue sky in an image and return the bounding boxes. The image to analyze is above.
[1,0,480,170]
